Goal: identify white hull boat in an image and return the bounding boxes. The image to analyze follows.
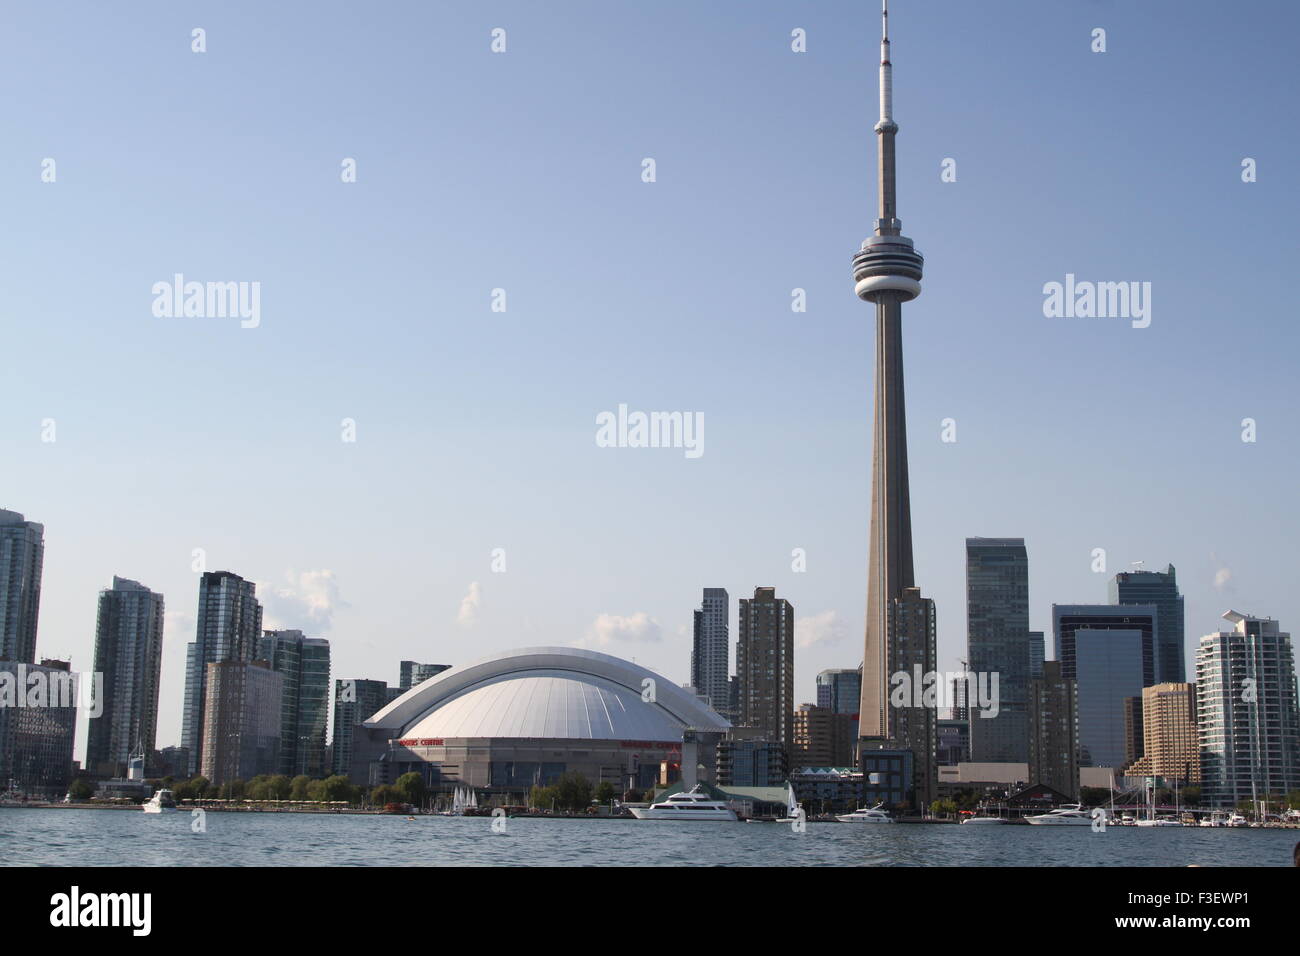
[142,789,177,814]
[1024,804,1094,826]
[836,804,894,824]
[628,784,738,821]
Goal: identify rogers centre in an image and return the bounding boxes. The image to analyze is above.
[349,647,731,799]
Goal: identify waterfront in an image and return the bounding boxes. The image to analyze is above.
[2,809,1296,866]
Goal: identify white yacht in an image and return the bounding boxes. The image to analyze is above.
[142,789,176,814]
[1226,812,1249,827]
[960,812,1006,825]
[628,785,738,821]
[1024,804,1094,826]
[836,803,895,824]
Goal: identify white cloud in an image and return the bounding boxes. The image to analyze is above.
[796,609,846,650]
[1211,553,1234,593]
[261,569,348,633]
[163,610,194,643]
[583,612,663,647]
[457,581,482,628]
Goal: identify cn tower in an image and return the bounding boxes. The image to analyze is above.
[855,0,924,745]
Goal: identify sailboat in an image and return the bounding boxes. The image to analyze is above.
[445,783,477,816]
[1134,780,1183,827]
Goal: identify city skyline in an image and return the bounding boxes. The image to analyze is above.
[4,1,1299,759]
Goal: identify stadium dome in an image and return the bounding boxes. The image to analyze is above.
[366,646,729,741]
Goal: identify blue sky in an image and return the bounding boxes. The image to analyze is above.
[3,1,1298,755]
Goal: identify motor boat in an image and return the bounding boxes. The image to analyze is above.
[628,785,738,821]
[1024,804,1094,826]
[836,803,895,824]
[142,789,176,813]
[960,812,1007,824]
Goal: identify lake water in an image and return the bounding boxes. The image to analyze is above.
[2,809,1296,867]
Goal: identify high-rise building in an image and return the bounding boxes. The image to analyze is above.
[737,587,794,751]
[966,538,1030,762]
[1197,611,1300,808]
[1028,661,1079,800]
[200,660,283,786]
[816,669,862,716]
[399,661,451,691]
[258,630,331,778]
[691,588,730,715]
[949,668,970,721]
[1128,683,1199,784]
[181,571,262,776]
[854,2,926,750]
[0,659,77,798]
[86,577,165,778]
[792,704,856,768]
[1070,627,1146,768]
[1111,565,1185,684]
[332,678,398,779]
[884,586,938,808]
[936,718,969,766]
[0,509,44,664]
[1053,604,1157,687]
[1123,697,1145,767]
[1028,631,1045,681]
[717,734,789,788]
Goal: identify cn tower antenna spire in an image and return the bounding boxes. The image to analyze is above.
[879,0,893,128]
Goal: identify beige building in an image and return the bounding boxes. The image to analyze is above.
[792,704,856,768]
[1127,682,1199,783]
[200,660,283,786]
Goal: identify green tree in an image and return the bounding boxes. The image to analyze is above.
[594,782,616,805]
[930,798,957,819]
[395,772,426,807]
[554,771,593,811]
[220,779,246,801]
[319,775,357,803]
[245,775,271,800]
[951,788,980,811]
[371,784,402,806]
[529,784,558,810]
[290,775,312,801]
[68,778,94,800]
[190,776,211,799]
